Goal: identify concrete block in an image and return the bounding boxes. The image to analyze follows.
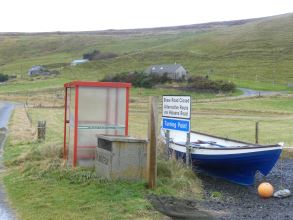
[96,135,148,180]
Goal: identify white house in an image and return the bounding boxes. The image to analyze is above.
[144,64,187,80]
[71,59,89,66]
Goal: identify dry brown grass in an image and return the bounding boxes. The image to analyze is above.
[0,89,64,108]
[9,107,36,144]
[282,148,293,159]
[156,138,203,199]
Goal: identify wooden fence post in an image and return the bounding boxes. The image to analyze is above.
[38,121,46,141]
[255,121,259,144]
[147,96,158,189]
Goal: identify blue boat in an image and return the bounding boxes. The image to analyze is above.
[164,130,282,185]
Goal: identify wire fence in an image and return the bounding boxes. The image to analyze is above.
[13,85,293,147]
[129,91,293,147]
[220,72,293,89]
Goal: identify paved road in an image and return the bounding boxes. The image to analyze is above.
[0,185,16,220]
[0,102,17,220]
[239,88,286,97]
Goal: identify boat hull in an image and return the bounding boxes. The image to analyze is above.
[170,145,282,185]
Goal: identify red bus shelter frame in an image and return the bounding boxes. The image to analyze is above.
[63,81,131,167]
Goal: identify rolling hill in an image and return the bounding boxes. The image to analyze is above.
[0,13,293,92]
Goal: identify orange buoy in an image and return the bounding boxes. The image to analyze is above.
[258,182,274,198]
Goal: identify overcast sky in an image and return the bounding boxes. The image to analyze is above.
[1,0,293,32]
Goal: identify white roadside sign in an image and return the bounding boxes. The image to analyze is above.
[162,95,191,119]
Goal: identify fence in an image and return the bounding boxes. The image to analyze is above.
[13,85,293,149]
[128,89,293,147]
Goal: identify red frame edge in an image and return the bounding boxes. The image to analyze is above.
[73,86,79,167]
[125,87,129,136]
[64,81,131,88]
[63,87,68,160]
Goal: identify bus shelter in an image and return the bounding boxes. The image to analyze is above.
[63,81,131,167]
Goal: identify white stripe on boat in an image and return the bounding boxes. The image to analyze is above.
[170,143,282,155]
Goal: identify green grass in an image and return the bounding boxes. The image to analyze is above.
[4,170,155,220]
[1,13,293,92]
[0,77,238,98]
[129,95,293,146]
[3,106,202,220]
[194,96,293,113]
[3,93,293,220]
[130,87,233,99]
[3,158,201,219]
[0,77,66,93]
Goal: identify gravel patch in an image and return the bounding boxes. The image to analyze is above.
[199,159,293,220]
[148,159,292,220]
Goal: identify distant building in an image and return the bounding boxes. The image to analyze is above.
[71,59,89,66]
[28,65,50,76]
[144,64,187,80]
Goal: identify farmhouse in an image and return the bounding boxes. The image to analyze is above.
[144,64,187,80]
[27,65,49,76]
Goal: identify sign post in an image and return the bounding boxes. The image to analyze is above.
[164,130,170,159]
[186,132,191,166]
[162,96,191,166]
[148,96,158,189]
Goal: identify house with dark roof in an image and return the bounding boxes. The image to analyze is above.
[144,64,187,80]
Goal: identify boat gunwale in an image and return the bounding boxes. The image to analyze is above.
[171,142,281,150]
[170,130,281,150]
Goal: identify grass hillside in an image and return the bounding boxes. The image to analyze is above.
[0,13,293,92]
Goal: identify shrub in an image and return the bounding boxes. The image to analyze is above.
[95,52,118,60]
[0,73,9,82]
[101,71,171,88]
[8,75,17,79]
[188,76,236,93]
[102,72,235,92]
[83,50,100,60]
[214,80,236,92]
[83,50,118,60]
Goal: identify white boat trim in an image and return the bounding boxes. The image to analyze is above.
[170,142,282,155]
